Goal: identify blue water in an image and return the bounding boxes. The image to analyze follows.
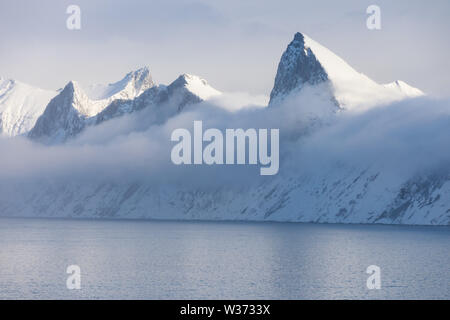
[0,217,448,299]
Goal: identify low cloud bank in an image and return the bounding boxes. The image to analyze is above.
[0,90,449,188]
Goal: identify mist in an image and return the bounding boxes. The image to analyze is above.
[0,89,449,191]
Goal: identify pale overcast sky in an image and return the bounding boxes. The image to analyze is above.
[0,0,449,97]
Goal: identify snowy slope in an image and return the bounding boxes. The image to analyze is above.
[179,73,221,100]
[270,33,425,110]
[0,78,57,136]
[0,166,448,225]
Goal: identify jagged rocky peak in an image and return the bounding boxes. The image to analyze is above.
[65,80,83,95]
[269,32,426,110]
[269,32,329,104]
[170,73,196,87]
[129,66,152,82]
[82,66,155,101]
[59,80,92,115]
[28,80,89,143]
[122,66,154,95]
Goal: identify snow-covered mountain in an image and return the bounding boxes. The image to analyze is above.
[1,32,447,226]
[270,33,424,110]
[29,70,220,144]
[28,81,91,143]
[28,67,156,143]
[95,73,221,125]
[0,77,57,136]
[82,67,153,101]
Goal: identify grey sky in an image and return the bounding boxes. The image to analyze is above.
[0,0,449,97]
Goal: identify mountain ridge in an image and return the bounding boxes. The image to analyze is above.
[6,33,425,141]
[29,70,222,143]
[28,68,156,143]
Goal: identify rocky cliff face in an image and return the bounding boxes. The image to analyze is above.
[28,81,87,143]
[269,33,330,104]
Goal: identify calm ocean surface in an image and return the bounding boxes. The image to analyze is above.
[0,217,448,299]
